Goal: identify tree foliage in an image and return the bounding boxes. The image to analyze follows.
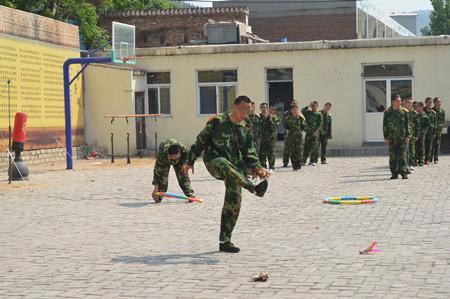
[421,0,450,35]
[0,0,178,48]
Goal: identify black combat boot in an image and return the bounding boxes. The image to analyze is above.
[254,179,268,197]
[219,242,240,253]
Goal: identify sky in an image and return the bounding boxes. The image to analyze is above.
[186,0,433,12]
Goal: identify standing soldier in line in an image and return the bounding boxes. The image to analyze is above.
[259,104,281,171]
[401,99,413,174]
[151,139,196,203]
[415,102,430,167]
[424,97,437,165]
[247,101,261,154]
[383,95,411,179]
[282,101,297,167]
[285,102,306,171]
[432,97,446,164]
[408,101,420,169]
[320,102,332,165]
[184,96,270,253]
[302,101,323,166]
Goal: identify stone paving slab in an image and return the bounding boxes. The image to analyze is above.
[0,156,449,298]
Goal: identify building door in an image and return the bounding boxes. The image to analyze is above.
[135,92,147,151]
[266,68,294,139]
[362,63,413,142]
[364,78,413,142]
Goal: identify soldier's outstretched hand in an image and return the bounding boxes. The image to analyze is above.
[254,167,270,179]
[152,185,162,203]
[182,164,194,176]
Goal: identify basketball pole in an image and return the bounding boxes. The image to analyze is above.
[7,80,11,184]
[63,57,111,170]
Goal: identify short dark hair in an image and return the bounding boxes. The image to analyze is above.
[433,97,440,103]
[260,103,268,107]
[391,94,401,102]
[417,102,424,108]
[325,102,332,107]
[167,145,180,155]
[413,101,418,105]
[234,95,251,105]
[425,97,432,103]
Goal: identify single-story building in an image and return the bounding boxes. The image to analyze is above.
[84,36,450,156]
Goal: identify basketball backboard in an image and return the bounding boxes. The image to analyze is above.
[112,21,136,64]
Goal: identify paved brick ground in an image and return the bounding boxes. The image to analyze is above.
[1,156,450,298]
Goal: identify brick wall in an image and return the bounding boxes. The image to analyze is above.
[250,13,357,42]
[101,7,249,48]
[0,5,79,48]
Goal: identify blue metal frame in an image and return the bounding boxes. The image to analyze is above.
[63,57,111,169]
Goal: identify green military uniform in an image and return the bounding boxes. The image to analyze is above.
[188,113,262,244]
[285,113,306,170]
[408,109,420,166]
[302,106,323,164]
[282,110,293,167]
[424,107,437,162]
[246,112,261,154]
[383,107,411,177]
[320,109,332,163]
[415,112,430,165]
[432,107,446,162]
[259,113,280,169]
[152,139,195,197]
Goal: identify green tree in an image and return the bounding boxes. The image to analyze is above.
[0,0,178,48]
[421,0,450,35]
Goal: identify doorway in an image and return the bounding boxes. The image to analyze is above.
[135,92,147,154]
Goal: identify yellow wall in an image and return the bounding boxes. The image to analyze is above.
[84,42,450,153]
[84,65,135,155]
[0,34,83,150]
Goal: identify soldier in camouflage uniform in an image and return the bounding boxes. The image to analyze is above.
[282,108,293,167]
[415,102,430,166]
[320,103,332,164]
[284,102,306,171]
[383,95,411,179]
[259,104,281,170]
[246,101,261,154]
[424,97,437,164]
[151,139,195,203]
[184,96,270,253]
[408,101,420,168]
[432,97,446,163]
[302,101,323,166]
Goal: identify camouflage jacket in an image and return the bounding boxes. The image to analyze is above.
[424,108,437,134]
[416,112,431,137]
[152,139,188,184]
[433,107,446,132]
[283,110,293,132]
[188,113,261,171]
[246,112,261,140]
[259,113,281,141]
[383,107,411,141]
[284,114,306,138]
[409,110,420,138]
[320,110,332,138]
[301,106,323,134]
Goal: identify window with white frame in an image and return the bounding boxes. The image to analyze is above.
[147,72,171,115]
[197,70,237,115]
[363,64,413,113]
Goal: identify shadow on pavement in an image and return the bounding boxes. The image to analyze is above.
[112,251,220,265]
[341,178,390,183]
[119,202,153,208]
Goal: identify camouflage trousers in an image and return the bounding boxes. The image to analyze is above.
[303,133,319,163]
[415,135,426,164]
[283,134,290,166]
[388,141,407,176]
[259,138,276,169]
[319,135,329,163]
[433,131,443,161]
[205,157,255,243]
[409,137,417,166]
[289,134,303,169]
[153,163,195,197]
[424,131,434,162]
